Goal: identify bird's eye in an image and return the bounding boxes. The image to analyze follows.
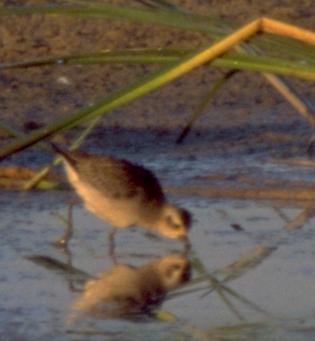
[171,264,182,271]
[165,263,182,278]
[166,216,181,230]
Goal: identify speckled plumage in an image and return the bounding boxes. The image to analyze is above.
[66,151,165,203]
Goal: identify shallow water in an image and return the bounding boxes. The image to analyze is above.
[2,152,315,340]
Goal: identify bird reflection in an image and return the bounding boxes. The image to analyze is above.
[69,253,191,322]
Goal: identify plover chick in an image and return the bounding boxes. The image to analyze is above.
[51,144,192,247]
[70,253,190,320]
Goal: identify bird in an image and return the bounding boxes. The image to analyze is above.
[51,143,192,248]
[70,253,190,321]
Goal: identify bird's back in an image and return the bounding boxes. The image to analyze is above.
[69,152,165,204]
[53,145,171,229]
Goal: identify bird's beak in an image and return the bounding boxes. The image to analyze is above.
[179,236,191,252]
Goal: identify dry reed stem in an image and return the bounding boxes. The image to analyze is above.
[262,17,315,45]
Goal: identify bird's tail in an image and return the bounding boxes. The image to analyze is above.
[50,142,76,166]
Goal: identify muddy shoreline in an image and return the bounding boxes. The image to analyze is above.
[1,2,315,340]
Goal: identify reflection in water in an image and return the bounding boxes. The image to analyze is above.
[70,253,191,322]
[283,205,315,230]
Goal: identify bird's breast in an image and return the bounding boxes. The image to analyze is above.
[68,176,142,228]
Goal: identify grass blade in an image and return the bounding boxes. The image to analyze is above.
[0,20,263,160]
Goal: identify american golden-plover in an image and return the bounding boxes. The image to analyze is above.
[51,144,192,247]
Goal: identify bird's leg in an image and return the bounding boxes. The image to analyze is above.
[108,228,117,263]
[55,199,78,250]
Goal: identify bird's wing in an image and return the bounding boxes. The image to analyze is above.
[72,153,165,202]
